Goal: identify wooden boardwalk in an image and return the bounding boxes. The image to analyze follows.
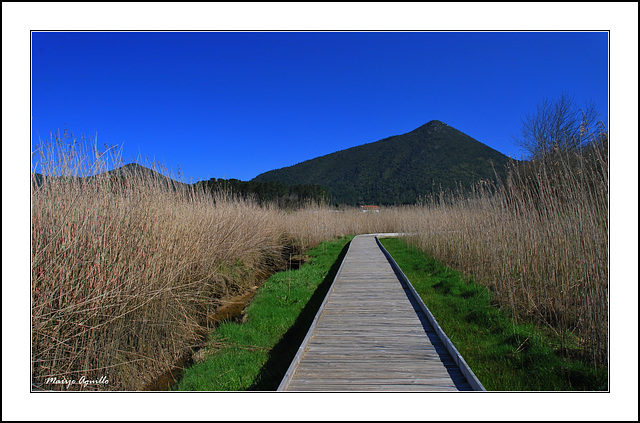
[278,234,485,392]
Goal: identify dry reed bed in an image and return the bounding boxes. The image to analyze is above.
[405,140,608,365]
[31,171,289,390]
[283,205,414,250]
[31,135,298,390]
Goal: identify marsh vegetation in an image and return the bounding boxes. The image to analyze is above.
[31,104,608,390]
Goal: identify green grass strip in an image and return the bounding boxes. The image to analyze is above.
[379,237,607,391]
[174,236,353,391]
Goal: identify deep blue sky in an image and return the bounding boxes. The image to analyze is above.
[31,31,609,182]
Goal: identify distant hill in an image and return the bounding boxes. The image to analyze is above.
[98,163,188,188]
[102,162,168,179]
[31,163,187,190]
[252,120,513,205]
[32,163,328,209]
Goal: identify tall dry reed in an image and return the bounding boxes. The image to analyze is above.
[406,135,609,365]
[31,132,287,390]
[282,201,416,251]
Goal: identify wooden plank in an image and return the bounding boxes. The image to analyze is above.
[287,383,464,392]
[277,234,483,392]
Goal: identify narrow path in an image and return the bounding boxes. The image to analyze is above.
[278,234,484,391]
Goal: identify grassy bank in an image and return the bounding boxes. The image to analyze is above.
[174,236,352,391]
[380,237,607,391]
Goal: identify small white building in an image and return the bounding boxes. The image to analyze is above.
[359,205,380,213]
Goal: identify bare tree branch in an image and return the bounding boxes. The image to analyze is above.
[513,92,602,160]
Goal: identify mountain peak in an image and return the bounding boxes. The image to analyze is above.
[415,120,451,132]
[107,163,155,177]
[119,163,147,170]
[253,121,510,205]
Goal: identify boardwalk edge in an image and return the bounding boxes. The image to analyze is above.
[276,238,354,391]
[375,235,487,392]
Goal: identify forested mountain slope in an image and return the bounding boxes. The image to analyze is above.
[253,120,512,205]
